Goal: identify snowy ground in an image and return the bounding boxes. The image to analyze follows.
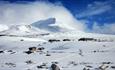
[0,34,115,70]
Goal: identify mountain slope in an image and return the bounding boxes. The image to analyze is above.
[31,18,82,32]
[31,18,62,32]
[0,18,115,39]
[0,25,49,36]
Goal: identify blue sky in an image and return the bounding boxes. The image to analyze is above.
[0,0,115,34]
[50,0,115,29]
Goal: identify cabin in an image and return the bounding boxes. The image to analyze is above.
[63,39,71,41]
[29,47,37,53]
[0,51,4,53]
[24,47,37,54]
[78,38,97,41]
[48,39,60,43]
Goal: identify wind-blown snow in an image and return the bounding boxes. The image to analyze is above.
[0,1,86,31]
[32,18,60,32]
[32,18,83,32]
[0,24,9,32]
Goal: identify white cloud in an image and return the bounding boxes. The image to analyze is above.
[0,1,86,31]
[75,0,115,34]
[77,1,112,18]
[92,22,115,34]
[1,1,114,34]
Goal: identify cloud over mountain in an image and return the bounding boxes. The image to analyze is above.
[0,1,85,31]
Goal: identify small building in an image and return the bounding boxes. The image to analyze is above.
[78,38,97,41]
[48,39,60,43]
[29,47,37,53]
[63,39,71,41]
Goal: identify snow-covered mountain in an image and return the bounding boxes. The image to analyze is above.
[0,18,83,36]
[0,24,49,36]
[0,18,115,39]
[31,18,60,32]
[31,18,81,32]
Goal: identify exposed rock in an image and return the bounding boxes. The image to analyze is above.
[51,64,60,70]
